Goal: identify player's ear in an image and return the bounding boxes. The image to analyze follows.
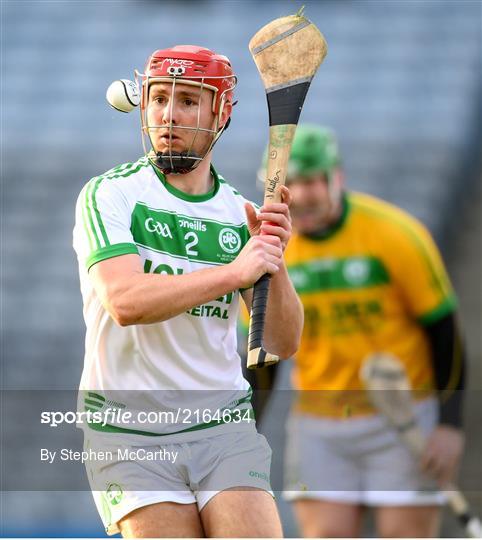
[332,167,345,190]
[328,167,345,207]
[219,101,233,129]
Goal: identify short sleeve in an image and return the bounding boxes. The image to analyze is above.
[73,177,139,271]
[384,218,457,325]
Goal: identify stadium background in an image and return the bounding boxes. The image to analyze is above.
[2,0,481,536]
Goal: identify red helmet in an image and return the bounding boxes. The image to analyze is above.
[140,45,236,114]
[136,45,237,174]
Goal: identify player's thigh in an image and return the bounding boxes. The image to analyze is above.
[200,487,283,538]
[293,499,363,538]
[119,501,204,538]
[375,505,440,538]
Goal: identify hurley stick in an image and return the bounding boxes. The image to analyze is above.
[361,353,482,539]
[247,7,327,369]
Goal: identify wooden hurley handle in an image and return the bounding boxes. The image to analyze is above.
[264,125,297,202]
[247,125,296,369]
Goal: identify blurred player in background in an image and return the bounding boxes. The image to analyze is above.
[249,124,466,537]
[73,45,302,538]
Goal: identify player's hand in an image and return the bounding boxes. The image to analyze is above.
[244,185,292,251]
[230,235,283,289]
[420,425,465,486]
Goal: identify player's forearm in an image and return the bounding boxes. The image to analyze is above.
[263,263,303,358]
[106,264,240,326]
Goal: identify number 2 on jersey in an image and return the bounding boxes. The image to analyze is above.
[184,232,199,256]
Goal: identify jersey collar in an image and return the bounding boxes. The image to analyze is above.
[151,163,221,202]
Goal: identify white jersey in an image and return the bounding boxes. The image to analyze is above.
[73,157,255,440]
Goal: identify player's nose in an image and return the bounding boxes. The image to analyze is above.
[160,99,179,125]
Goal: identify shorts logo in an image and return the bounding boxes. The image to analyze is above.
[106,483,123,505]
[218,228,241,254]
[343,258,369,285]
[249,470,269,482]
[145,217,173,239]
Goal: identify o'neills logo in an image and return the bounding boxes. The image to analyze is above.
[266,170,281,197]
[179,218,207,232]
[249,470,269,482]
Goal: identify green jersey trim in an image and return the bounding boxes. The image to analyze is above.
[288,256,390,293]
[82,158,150,251]
[81,187,95,252]
[86,408,255,436]
[84,177,109,250]
[85,395,254,436]
[86,243,139,271]
[151,163,221,202]
[417,296,457,326]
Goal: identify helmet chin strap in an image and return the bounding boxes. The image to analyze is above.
[154,150,201,175]
[150,118,228,175]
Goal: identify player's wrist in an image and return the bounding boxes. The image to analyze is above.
[268,259,288,282]
[222,261,245,291]
[436,424,464,437]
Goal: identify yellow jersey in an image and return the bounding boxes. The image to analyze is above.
[243,191,456,418]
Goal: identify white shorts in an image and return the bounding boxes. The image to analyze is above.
[85,428,273,535]
[284,397,445,506]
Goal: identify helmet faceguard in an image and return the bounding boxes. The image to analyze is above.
[135,45,237,174]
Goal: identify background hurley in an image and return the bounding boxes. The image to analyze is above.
[2,0,481,536]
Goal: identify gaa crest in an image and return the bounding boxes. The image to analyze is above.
[218,228,241,254]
